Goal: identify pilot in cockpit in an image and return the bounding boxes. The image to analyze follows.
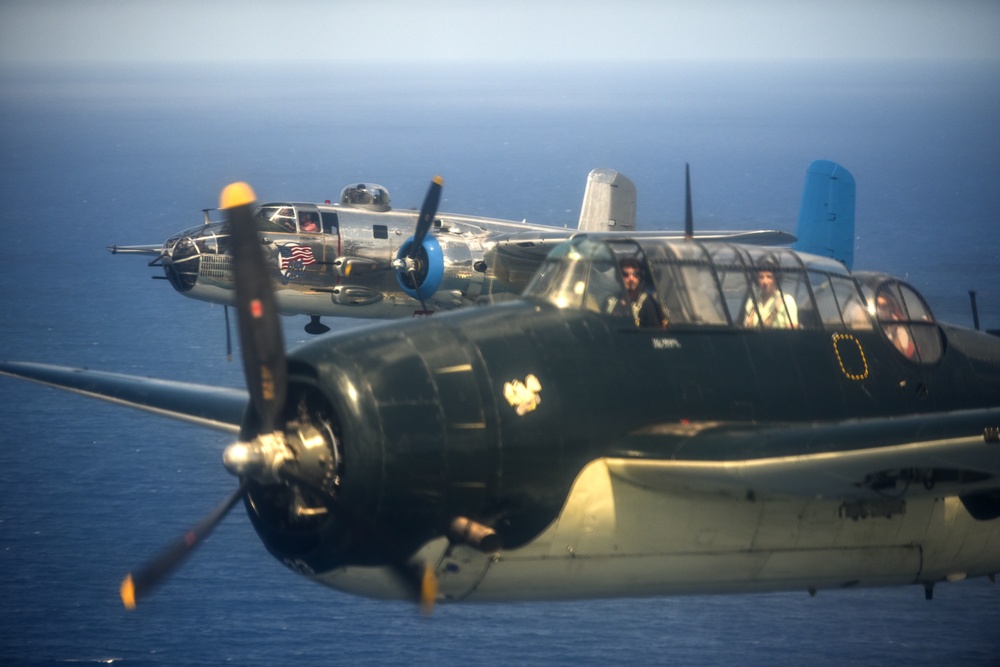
[620,257,668,328]
[299,213,319,233]
[744,265,798,329]
[876,290,916,358]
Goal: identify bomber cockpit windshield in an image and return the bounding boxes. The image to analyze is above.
[253,204,328,234]
[255,204,299,232]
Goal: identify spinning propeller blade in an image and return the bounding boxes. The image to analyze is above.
[407,175,443,260]
[121,183,288,609]
[120,482,248,610]
[224,182,287,438]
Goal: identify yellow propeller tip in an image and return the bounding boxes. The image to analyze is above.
[120,574,137,611]
[219,182,256,210]
[432,175,443,186]
[419,564,438,616]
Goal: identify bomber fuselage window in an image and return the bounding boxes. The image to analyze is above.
[372,225,388,240]
[298,211,321,233]
[321,211,339,234]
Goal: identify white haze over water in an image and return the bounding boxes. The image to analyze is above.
[2,0,999,65]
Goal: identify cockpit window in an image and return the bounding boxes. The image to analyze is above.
[298,212,321,233]
[522,238,627,315]
[810,272,873,330]
[645,243,727,325]
[736,249,813,329]
[524,238,896,339]
[254,205,327,233]
[255,205,297,232]
[857,273,941,364]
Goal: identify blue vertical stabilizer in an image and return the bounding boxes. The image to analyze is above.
[793,160,856,269]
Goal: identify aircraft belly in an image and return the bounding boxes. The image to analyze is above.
[455,459,1000,601]
[300,455,1000,602]
[186,283,237,307]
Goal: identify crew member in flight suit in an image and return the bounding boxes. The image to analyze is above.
[744,267,798,329]
[620,257,668,328]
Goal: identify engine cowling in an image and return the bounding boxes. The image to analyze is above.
[394,235,445,302]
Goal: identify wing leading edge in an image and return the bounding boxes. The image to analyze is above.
[0,361,247,433]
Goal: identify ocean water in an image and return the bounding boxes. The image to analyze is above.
[1,60,1000,665]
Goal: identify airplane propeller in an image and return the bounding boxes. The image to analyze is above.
[120,182,441,613]
[225,182,288,439]
[392,176,445,308]
[409,175,443,262]
[120,482,248,610]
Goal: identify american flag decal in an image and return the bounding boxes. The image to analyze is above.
[278,243,316,271]
[277,243,316,283]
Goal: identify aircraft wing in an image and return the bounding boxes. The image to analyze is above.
[491,229,797,263]
[0,361,246,433]
[608,408,1000,501]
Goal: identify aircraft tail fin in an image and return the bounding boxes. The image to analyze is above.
[577,169,636,233]
[792,160,856,269]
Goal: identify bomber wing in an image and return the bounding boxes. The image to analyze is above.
[608,408,1000,501]
[0,361,246,433]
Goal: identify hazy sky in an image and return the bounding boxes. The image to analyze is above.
[2,0,999,65]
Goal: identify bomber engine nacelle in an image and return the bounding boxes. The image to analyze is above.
[391,176,446,306]
[394,233,445,302]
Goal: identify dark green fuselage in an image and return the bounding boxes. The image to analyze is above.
[248,296,1000,573]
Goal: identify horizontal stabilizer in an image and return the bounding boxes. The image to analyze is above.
[577,169,637,233]
[0,361,246,432]
[793,160,856,268]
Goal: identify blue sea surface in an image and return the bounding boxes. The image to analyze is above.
[1,60,999,665]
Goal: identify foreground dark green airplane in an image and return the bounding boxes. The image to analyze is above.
[3,179,1000,613]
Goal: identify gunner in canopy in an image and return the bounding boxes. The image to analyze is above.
[620,257,667,328]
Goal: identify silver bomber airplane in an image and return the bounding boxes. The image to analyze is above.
[108,164,851,334]
[3,176,999,613]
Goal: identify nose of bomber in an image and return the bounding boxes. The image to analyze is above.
[162,235,201,293]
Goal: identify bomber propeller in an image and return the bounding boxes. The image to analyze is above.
[120,182,441,613]
[392,176,444,309]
